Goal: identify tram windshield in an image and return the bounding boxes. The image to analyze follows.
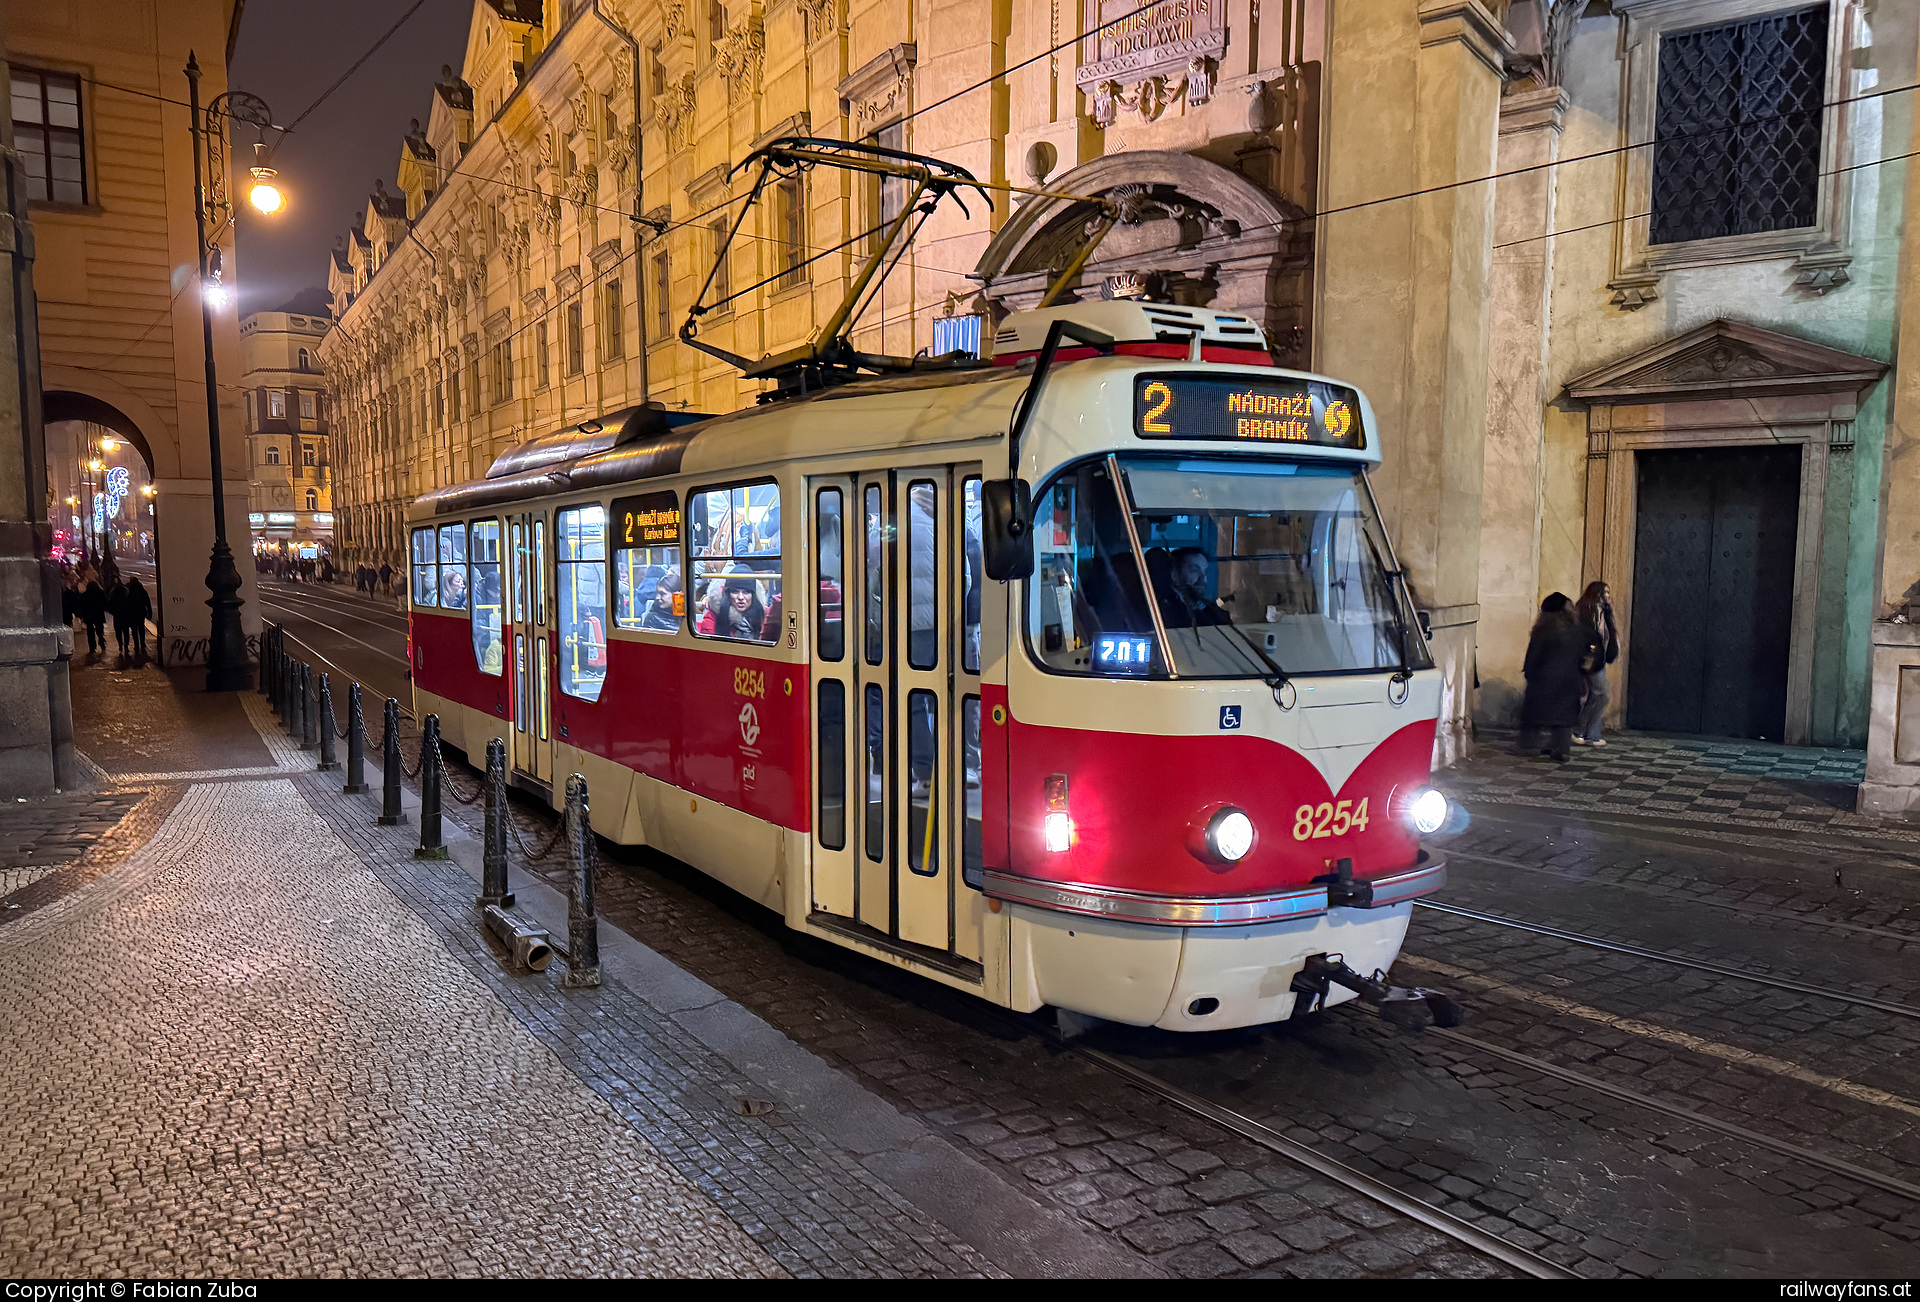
[1027,456,1432,678]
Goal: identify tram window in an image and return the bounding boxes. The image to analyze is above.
[615,545,681,633]
[410,527,438,608]
[469,519,504,676]
[907,481,937,670]
[816,488,844,661]
[818,679,846,850]
[510,520,526,623]
[906,690,937,877]
[556,505,609,701]
[438,524,469,611]
[537,635,550,739]
[1025,461,1152,674]
[962,477,982,674]
[688,481,781,644]
[863,683,884,863]
[863,484,883,665]
[961,695,983,889]
[533,519,548,623]
[515,632,528,728]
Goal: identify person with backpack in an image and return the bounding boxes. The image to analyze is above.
[1573,581,1620,747]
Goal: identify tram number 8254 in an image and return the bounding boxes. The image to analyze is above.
[1293,798,1371,840]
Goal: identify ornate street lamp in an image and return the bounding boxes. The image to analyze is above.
[185,52,285,691]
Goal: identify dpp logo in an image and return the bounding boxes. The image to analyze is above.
[1219,705,1242,730]
[739,701,762,747]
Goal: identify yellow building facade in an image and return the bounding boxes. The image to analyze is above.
[240,309,333,555]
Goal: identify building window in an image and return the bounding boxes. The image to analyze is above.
[246,392,256,430]
[1650,5,1828,246]
[869,121,907,253]
[268,390,286,419]
[490,338,512,405]
[708,1,727,56]
[435,379,445,425]
[305,488,318,511]
[265,444,281,466]
[603,278,624,360]
[300,390,317,420]
[649,43,666,98]
[652,249,671,339]
[566,301,584,375]
[303,442,317,468]
[707,216,731,305]
[537,321,551,388]
[448,365,462,423]
[11,68,85,204]
[468,357,482,415]
[776,176,805,290]
[297,347,311,370]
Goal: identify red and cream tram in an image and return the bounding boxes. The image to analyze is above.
[408,299,1453,1032]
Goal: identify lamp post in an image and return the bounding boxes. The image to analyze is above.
[185,52,283,692]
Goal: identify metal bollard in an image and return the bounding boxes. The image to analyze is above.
[377,697,405,825]
[301,663,319,750]
[562,772,600,988]
[480,737,513,907]
[285,661,303,739]
[258,626,271,697]
[342,683,369,794]
[317,673,340,771]
[414,713,447,859]
[270,643,283,715]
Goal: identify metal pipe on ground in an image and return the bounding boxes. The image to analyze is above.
[482,904,552,971]
[342,683,369,794]
[414,713,447,860]
[377,697,405,826]
[301,664,319,750]
[317,673,339,771]
[562,772,600,988]
[480,737,512,907]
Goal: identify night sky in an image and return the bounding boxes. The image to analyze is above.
[229,0,473,317]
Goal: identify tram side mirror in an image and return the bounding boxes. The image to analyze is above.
[982,478,1035,581]
[1417,609,1433,640]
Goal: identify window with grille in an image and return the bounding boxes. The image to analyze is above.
[11,68,84,204]
[1650,5,1828,246]
[776,176,806,290]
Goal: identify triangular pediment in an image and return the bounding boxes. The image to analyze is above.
[1564,319,1887,405]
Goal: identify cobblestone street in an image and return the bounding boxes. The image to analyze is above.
[5,648,1920,1278]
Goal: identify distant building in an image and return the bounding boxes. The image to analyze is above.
[239,303,333,557]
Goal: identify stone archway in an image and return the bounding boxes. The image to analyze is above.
[43,390,158,474]
[973,150,1310,363]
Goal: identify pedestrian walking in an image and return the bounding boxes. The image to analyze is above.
[125,575,152,661]
[1572,580,1619,748]
[78,577,108,657]
[107,578,133,658]
[378,561,393,596]
[1517,592,1588,763]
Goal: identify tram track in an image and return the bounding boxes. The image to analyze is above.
[1413,899,1920,1022]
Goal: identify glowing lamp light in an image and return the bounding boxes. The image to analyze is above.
[1206,807,1255,862]
[204,278,231,310]
[1043,773,1072,853]
[248,168,284,215]
[1409,788,1449,835]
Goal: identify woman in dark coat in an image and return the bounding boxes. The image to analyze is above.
[78,579,109,656]
[1518,592,1592,762]
[106,579,133,657]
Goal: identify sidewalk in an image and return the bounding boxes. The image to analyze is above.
[0,657,1134,1278]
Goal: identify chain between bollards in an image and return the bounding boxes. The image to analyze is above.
[562,772,600,988]
[414,713,448,859]
[342,683,369,794]
[316,673,340,771]
[377,697,405,826]
[479,737,513,908]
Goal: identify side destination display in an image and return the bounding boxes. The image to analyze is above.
[1134,372,1367,449]
[611,490,681,547]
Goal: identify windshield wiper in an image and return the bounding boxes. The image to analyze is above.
[1209,620,1289,685]
[1361,528,1415,684]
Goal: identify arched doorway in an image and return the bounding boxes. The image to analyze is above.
[973,150,1311,364]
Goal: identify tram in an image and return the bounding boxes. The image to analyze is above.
[406,294,1456,1033]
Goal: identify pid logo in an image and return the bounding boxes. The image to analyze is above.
[738,701,761,747]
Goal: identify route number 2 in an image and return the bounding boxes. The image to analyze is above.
[1293,798,1369,840]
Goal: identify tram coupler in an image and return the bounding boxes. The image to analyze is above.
[1289,953,1464,1032]
[1314,858,1373,908]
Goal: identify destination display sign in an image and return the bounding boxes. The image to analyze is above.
[1133,373,1367,449]
[611,490,681,549]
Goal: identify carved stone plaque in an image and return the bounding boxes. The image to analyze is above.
[1075,0,1228,92]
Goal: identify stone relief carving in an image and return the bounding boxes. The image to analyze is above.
[563,163,599,210]
[604,124,638,177]
[1635,338,1779,387]
[1088,57,1216,127]
[662,1,687,43]
[715,10,766,104]
[656,72,696,148]
[798,0,835,33]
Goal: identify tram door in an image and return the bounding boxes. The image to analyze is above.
[508,510,554,787]
[810,467,981,957]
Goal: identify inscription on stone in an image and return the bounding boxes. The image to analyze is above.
[1076,0,1227,90]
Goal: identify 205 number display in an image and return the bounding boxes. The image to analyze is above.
[1292,797,1370,840]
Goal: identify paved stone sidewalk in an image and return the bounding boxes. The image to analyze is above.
[0,778,787,1277]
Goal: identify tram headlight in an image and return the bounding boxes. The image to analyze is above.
[1206,807,1255,863]
[1409,788,1448,835]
